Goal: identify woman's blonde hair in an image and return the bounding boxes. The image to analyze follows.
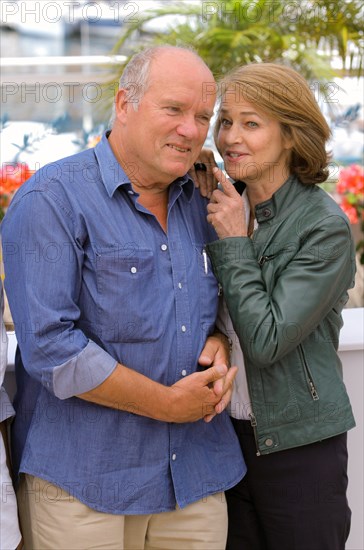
[214,63,331,184]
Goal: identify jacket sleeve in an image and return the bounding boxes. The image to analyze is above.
[207,214,356,367]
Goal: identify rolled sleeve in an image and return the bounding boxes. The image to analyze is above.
[43,340,117,399]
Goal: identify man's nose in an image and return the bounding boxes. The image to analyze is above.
[176,117,201,140]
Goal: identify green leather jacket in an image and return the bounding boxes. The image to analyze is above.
[207,176,356,455]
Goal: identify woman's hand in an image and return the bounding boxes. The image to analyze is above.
[198,331,237,422]
[207,167,247,239]
[189,148,218,198]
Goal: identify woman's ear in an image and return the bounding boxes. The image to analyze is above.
[281,125,294,150]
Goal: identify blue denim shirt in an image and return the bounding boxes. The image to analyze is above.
[2,133,246,514]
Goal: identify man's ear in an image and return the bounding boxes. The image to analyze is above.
[114,88,129,123]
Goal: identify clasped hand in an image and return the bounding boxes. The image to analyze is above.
[169,333,237,423]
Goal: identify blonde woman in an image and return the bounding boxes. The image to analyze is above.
[198,63,356,550]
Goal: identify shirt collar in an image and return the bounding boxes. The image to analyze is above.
[94,131,132,198]
[94,131,195,201]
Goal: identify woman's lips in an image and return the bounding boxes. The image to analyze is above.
[224,151,249,163]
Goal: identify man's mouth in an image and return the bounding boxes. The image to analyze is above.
[167,144,191,153]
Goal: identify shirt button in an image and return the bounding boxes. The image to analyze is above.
[128,190,134,195]
[178,282,182,289]
[181,369,187,376]
[161,244,168,251]
[130,266,137,274]
[181,325,186,332]
[265,438,273,447]
[172,453,177,461]
[263,208,271,218]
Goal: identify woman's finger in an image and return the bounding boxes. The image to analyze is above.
[212,167,239,197]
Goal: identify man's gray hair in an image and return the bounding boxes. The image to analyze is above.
[109,45,201,127]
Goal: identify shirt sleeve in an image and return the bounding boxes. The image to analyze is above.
[2,188,117,399]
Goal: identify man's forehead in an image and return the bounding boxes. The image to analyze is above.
[144,87,215,112]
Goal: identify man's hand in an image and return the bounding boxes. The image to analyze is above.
[198,332,237,422]
[168,364,229,423]
[78,334,236,424]
[79,361,231,424]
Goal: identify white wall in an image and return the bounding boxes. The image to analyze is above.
[340,308,364,550]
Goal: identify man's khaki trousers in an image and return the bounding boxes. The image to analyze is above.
[18,474,228,549]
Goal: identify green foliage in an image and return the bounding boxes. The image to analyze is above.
[110,0,363,81]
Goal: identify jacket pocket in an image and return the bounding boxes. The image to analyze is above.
[298,344,320,400]
[95,247,163,343]
[258,240,298,268]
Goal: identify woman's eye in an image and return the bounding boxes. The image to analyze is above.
[247,121,258,128]
[220,118,232,127]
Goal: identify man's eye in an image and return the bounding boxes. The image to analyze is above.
[166,106,180,114]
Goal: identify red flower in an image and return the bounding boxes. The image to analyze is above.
[336,165,364,196]
[336,164,364,225]
[339,198,359,224]
[0,163,35,217]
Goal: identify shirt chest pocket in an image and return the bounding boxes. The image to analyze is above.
[95,248,163,343]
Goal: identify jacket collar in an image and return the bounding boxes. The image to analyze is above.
[234,176,306,224]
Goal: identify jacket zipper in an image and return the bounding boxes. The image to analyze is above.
[249,413,261,456]
[298,345,319,401]
[258,253,277,266]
